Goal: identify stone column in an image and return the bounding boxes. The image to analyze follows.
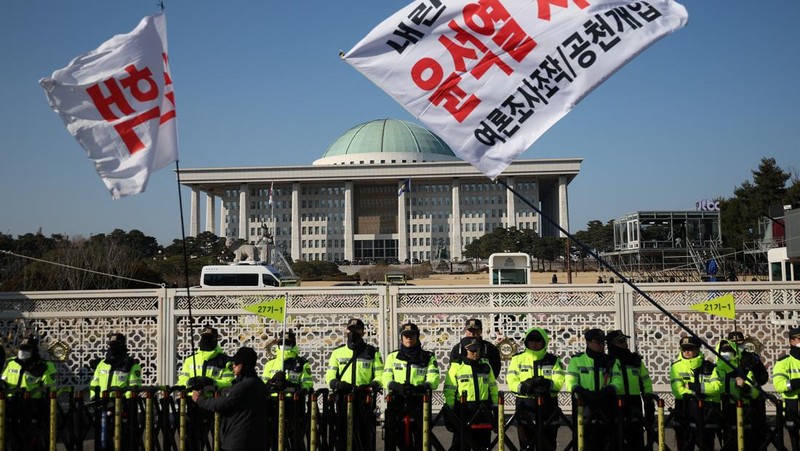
[344,181,354,261]
[205,193,215,234]
[398,180,408,262]
[558,176,570,236]
[190,187,200,236]
[238,184,248,241]
[505,177,516,228]
[291,183,301,261]
[451,179,462,260]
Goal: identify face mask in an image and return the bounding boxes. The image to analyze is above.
[793,342,800,348]
[18,350,32,360]
[720,351,735,360]
[346,331,364,348]
[199,337,217,351]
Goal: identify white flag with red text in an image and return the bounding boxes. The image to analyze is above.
[344,0,687,179]
[40,13,178,199]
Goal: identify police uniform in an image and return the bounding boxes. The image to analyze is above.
[607,330,653,451]
[669,336,722,450]
[772,326,800,449]
[382,322,440,450]
[444,337,498,451]
[90,333,142,396]
[714,338,760,450]
[448,318,502,380]
[177,325,234,390]
[1,336,57,397]
[565,328,619,451]
[325,318,384,450]
[507,327,564,450]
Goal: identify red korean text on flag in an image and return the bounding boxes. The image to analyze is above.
[40,13,178,199]
[344,0,688,179]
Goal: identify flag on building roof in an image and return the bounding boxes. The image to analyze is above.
[398,178,411,196]
[40,13,178,199]
[344,0,688,180]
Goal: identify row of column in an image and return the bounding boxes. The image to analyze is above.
[188,177,569,262]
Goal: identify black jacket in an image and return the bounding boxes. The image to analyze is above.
[195,373,268,451]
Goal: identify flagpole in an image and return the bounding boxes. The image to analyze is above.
[174,161,198,375]
[270,182,275,265]
[280,292,288,372]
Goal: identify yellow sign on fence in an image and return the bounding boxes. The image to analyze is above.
[244,297,286,322]
[690,293,735,320]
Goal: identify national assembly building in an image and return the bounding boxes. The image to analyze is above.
[178,119,582,263]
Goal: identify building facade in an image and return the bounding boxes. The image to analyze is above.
[179,119,581,263]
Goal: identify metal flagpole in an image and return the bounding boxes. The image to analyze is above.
[270,182,275,264]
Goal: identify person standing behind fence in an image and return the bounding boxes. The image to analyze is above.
[192,347,268,451]
[727,330,769,441]
[565,328,618,451]
[382,322,440,450]
[1,335,57,396]
[444,337,499,451]
[606,330,653,451]
[714,338,761,451]
[669,336,722,451]
[448,318,501,381]
[325,318,384,450]
[90,333,142,396]
[772,326,800,450]
[177,325,235,390]
[506,327,564,451]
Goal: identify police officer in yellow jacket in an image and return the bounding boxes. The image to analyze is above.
[669,336,722,451]
[1,335,57,397]
[507,327,564,450]
[772,326,800,450]
[714,338,760,450]
[444,337,499,451]
[325,318,383,450]
[263,329,313,393]
[177,325,234,390]
[565,328,619,451]
[607,330,653,451]
[383,322,440,450]
[90,333,142,396]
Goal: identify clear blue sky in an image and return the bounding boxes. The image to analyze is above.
[2,1,797,246]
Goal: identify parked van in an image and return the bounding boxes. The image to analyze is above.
[200,263,290,289]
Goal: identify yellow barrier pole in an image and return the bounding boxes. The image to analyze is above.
[657,398,665,451]
[310,393,318,451]
[278,392,286,451]
[346,393,354,451]
[497,394,505,451]
[49,391,57,451]
[214,391,221,451]
[736,399,744,451]
[576,398,585,451]
[0,392,6,451]
[179,392,187,451]
[423,392,430,451]
[114,391,123,451]
[144,390,153,451]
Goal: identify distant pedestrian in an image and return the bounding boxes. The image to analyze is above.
[551,274,558,284]
[193,347,268,451]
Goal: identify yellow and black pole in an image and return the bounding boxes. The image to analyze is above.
[179,391,187,451]
[278,391,286,451]
[423,392,430,451]
[497,393,505,451]
[49,390,57,451]
[657,398,665,451]
[144,390,154,451]
[214,391,222,451]
[576,396,585,451]
[114,391,123,451]
[346,393,354,451]
[736,399,744,451]
[309,392,318,451]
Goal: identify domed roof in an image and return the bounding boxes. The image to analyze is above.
[313,119,458,165]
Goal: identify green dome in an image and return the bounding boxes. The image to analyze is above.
[314,119,458,165]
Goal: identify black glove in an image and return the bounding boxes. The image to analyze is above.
[518,379,535,395]
[531,376,551,395]
[186,376,215,391]
[388,381,404,394]
[687,382,701,394]
[790,379,800,391]
[573,386,590,399]
[337,381,353,393]
[369,380,382,393]
[602,385,616,398]
[268,371,288,391]
[414,382,432,393]
[644,392,659,403]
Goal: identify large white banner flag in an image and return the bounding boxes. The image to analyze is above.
[345,0,687,179]
[40,13,178,199]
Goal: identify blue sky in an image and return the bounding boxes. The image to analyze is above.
[1,1,797,245]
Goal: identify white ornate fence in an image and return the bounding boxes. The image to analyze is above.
[1,281,798,410]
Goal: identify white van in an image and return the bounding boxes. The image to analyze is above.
[200,263,286,289]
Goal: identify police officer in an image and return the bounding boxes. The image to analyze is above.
[444,337,498,451]
[727,330,769,442]
[177,325,235,390]
[263,329,313,392]
[90,333,142,396]
[449,318,501,380]
[325,318,383,450]
[772,326,800,450]
[606,330,653,451]
[383,322,440,450]
[177,325,234,451]
[1,335,57,396]
[1,335,57,450]
[507,327,564,451]
[565,328,618,451]
[669,336,722,451]
[263,329,313,451]
[714,338,760,450]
